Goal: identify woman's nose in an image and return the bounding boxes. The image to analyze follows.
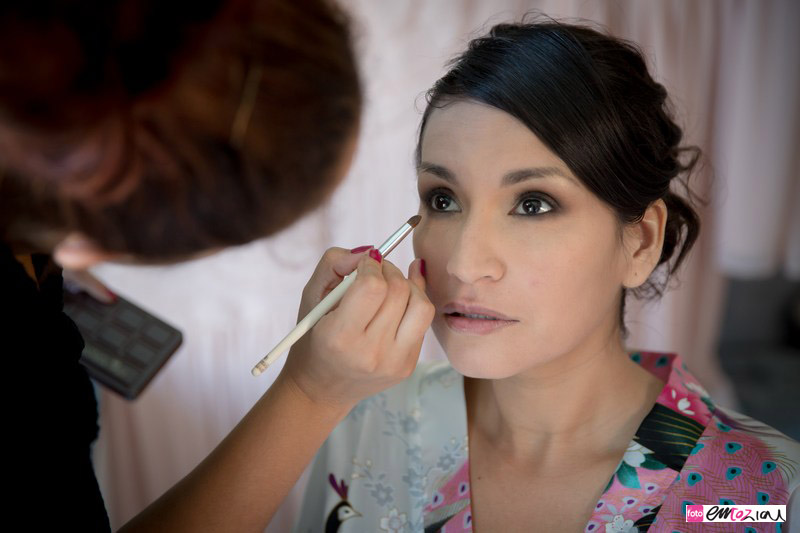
[445,218,504,284]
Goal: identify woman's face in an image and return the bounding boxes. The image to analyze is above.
[413,100,632,379]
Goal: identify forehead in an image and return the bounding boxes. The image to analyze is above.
[419,99,570,178]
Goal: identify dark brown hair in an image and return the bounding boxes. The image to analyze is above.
[0,0,361,259]
[417,19,703,336]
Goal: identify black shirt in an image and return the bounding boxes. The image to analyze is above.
[2,241,111,531]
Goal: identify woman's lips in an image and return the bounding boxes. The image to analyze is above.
[441,303,518,335]
[443,313,518,334]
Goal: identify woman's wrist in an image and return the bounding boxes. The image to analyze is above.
[271,370,356,424]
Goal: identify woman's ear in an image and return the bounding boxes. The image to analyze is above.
[52,233,117,270]
[622,199,668,289]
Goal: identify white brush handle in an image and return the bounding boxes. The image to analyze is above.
[250,215,420,377]
[251,272,357,376]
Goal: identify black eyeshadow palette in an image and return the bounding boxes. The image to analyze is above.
[63,290,182,400]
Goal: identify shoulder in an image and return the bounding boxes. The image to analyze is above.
[700,404,800,488]
[671,351,800,498]
[654,403,800,528]
[295,360,466,532]
[631,351,800,527]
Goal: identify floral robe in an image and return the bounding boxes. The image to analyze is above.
[293,352,800,532]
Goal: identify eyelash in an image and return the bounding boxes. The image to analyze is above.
[421,187,558,217]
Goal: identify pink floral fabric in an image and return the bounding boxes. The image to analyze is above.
[423,352,799,532]
[424,461,472,532]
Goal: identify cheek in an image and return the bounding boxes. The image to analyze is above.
[412,221,452,304]
[413,220,445,270]
[521,224,625,328]
[411,220,425,259]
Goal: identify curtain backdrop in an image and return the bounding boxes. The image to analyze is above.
[91,1,800,529]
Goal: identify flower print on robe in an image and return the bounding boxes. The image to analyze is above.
[293,353,800,532]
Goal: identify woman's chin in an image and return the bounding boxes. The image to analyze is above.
[443,349,518,380]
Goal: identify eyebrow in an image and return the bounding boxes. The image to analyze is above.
[417,162,578,187]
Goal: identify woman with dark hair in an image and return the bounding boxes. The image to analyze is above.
[296,20,800,532]
[1,0,433,531]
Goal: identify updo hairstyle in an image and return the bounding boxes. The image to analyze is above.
[417,19,703,335]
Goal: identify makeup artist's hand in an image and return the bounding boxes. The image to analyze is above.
[279,246,434,409]
[63,268,117,304]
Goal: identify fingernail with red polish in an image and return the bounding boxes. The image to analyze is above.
[350,245,372,254]
[369,248,383,263]
[420,259,426,277]
[106,289,118,304]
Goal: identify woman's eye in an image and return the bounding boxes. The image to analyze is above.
[427,191,460,212]
[514,195,554,216]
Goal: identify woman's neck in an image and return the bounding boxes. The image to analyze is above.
[465,334,664,470]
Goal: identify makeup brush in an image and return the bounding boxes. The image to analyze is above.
[251,215,422,376]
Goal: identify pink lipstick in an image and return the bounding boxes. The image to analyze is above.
[442,303,518,335]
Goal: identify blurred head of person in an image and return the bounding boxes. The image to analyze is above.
[0,0,361,268]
